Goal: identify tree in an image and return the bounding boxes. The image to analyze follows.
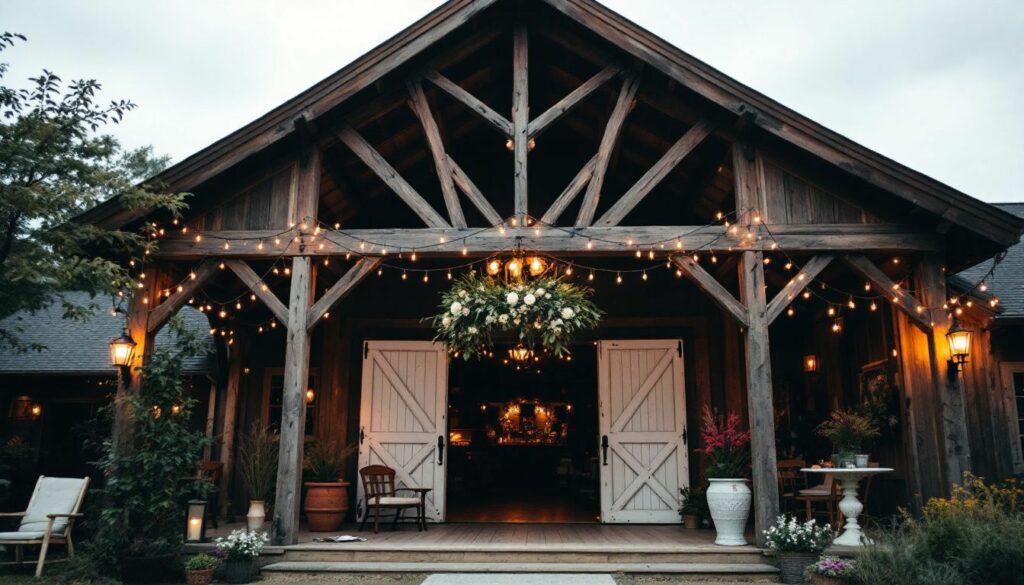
[0,32,187,349]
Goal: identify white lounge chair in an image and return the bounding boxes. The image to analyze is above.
[0,475,90,577]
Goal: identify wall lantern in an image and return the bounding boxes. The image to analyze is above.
[945,317,972,371]
[30,403,42,418]
[803,355,818,373]
[109,329,136,368]
[305,388,316,404]
[184,500,208,543]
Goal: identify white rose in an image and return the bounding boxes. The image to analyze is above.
[442,315,451,327]
[458,290,468,298]
[536,288,546,296]
[462,308,470,316]
[485,315,496,324]
[450,301,463,315]
[524,293,536,305]
[498,314,509,324]
[561,307,575,320]
[468,326,478,334]
[551,318,564,328]
[506,292,519,305]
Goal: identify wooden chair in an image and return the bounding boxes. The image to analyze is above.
[0,476,90,577]
[196,460,224,528]
[358,465,429,533]
[794,473,840,527]
[777,458,807,514]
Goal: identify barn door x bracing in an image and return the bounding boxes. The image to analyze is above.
[358,341,448,522]
[598,339,689,523]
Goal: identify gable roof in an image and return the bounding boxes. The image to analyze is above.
[78,0,1023,249]
[957,203,1024,319]
[0,291,215,376]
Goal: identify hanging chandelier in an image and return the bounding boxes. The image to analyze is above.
[486,255,549,279]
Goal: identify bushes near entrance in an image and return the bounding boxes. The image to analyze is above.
[853,473,1024,585]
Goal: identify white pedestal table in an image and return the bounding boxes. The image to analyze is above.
[801,467,892,546]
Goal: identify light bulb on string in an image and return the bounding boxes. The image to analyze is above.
[870,301,878,312]
[616,273,623,285]
[642,271,648,281]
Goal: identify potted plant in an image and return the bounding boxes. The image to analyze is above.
[698,406,752,546]
[303,440,357,532]
[215,528,268,584]
[238,421,279,531]
[185,553,219,585]
[816,410,880,467]
[763,515,834,584]
[678,486,701,529]
[805,555,856,585]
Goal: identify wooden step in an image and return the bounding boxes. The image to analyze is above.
[262,560,781,577]
[276,547,768,565]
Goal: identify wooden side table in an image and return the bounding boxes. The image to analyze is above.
[405,487,432,531]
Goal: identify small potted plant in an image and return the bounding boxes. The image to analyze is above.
[214,528,268,584]
[698,406,752,546]
[805,555,856,585]
[816,410,880,468]
[678,486,701,529]
[238,421,279,531]
[184,553,219,585]
[303,440,357,532]
[763,515,833,584]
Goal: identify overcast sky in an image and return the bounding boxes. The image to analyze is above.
[3,1,1022,203]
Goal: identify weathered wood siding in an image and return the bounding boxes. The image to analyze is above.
[189,163,295,231]
[761,157,881,225]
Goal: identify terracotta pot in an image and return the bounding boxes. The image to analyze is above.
[185,569,215,585]
[304,480,350,532]
[683,514,700,529]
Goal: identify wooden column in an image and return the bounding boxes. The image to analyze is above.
[919,254,972,488]
[512,20,529,224]
[733,142,779,546]
[110,266,160,458]
[220,338,245,517]
[271,256,315,545]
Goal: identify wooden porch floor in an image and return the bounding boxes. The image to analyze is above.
[203,521,757,553]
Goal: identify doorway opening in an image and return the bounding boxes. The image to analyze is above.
[446,343,600,523]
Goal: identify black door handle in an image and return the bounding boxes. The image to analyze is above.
[437,435,445,465]
[601,435,609,466]
[360,427,365,445]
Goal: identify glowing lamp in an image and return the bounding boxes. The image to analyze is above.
[945,318,972,370]
[109,329,136,368]
[527,256,546,276]
[305,388,316,403]
[506,258,523,278]
[184,500,208,543]
[803,355,818,373]
[487,259,502,276]
[508,345,532,362]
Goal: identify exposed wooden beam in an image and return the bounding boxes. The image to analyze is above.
[512,21,529,223]
[155,224,940,259]
[540,155,597,225]
[407,79,466,227]
[306,258,381,331]
[335,124,450,228]
[764,254,835,325]
[272,256,315,545]
[671,255,748,328]
[421,69,513,137]
[449,157,503,225]
[146,260,219,333]
[576,70,640,226]
[225,260,290,324]
[842,254,933,333]
[528,65,619,139]
[596,119,713,226]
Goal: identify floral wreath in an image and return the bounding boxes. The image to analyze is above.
[432,271,603,359]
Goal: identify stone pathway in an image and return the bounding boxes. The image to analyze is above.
[422,575,616,585]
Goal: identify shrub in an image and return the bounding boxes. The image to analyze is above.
[815,410,879,456]
[805,556,856,579]
[215,528,268,561]
[698,406,750,478]
[185,553,220,571]
[853,474,1024,585]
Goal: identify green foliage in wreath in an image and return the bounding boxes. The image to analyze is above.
[432,272,603,359]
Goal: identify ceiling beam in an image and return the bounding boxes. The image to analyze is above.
[225,260,290,324]
[407,79,466,227]
[540,154,597,225]
[671,255,748,328]
[306,257,381,331]
[764,253,834,325]
[422,68,513,137]
[146,260,219,333]
[528,65,620,139]
[842,254,934,333]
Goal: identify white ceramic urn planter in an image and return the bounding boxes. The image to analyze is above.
[246,500,266,532]
[706,478,751,546]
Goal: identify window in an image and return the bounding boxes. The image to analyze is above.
[1001,363,1024,472]
[264,369,318,437]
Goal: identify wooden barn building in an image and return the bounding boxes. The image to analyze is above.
[74,0,1024,553]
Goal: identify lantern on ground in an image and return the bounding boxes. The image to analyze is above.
[184,500,208,543]
[109,329,136,368]
[945,318,972,371]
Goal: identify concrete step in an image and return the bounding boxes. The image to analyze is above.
[261,561,781,576]
[276,548,769,565]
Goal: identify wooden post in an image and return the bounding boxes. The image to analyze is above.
[271,256,315,545]
[220,338,245,518]
[733,142,779,546]
[512,20,529,224]
[110,266,160,458]
[919,254,972,488]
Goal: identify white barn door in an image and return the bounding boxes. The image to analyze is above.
[598,339,689,523]
[357,341,448,522]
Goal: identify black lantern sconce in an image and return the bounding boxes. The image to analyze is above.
[184,499,208,543]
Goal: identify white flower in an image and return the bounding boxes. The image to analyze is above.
[536,288,546,296]
[524,293,536,305]
[506,292,519,305]
[458,290,468,299]
[498,314,509,324]
[468,326,478,334]
[485,315,496,324]
[518,305,529,314]
[441,315,452,327]
[462,308,470,316]
[561,307,575,320]
[550,318,564,328]
[450,301,463,315]
[513,318,521,325]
